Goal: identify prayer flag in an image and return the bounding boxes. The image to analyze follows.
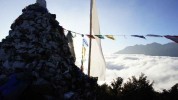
[131,35,146,39]
[87,35,95,39]
[66,31,76,62]
[89,0,106,80]
[105,35,115,40]
[83,38,89,47]
[95,35,104,39]
[82,47,86,61]
[165,35,178,43]
[146,34,163,37]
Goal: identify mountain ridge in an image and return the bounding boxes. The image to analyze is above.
[116,42,178,57]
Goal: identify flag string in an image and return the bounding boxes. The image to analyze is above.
[62,27,178,43]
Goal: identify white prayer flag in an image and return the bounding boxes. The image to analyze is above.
[89,0,106,81]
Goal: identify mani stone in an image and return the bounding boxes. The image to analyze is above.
[36,0,47,8]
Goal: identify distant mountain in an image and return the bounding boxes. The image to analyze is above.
[116,42,178,57]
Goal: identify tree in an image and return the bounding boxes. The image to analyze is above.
[97,83,112,100]
[110,77,123,96]
[169,83,178,100]
[121,74,155,100]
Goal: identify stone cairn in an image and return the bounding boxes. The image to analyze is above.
[0,3,98,100]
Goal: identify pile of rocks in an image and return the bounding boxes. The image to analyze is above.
[0,4,98,100]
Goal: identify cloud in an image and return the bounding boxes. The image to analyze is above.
[76,54,178,91]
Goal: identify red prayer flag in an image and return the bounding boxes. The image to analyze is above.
[165,35,178,43]
[87,35,95,39]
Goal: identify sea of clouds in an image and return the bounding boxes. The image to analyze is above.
[76,54,178,91]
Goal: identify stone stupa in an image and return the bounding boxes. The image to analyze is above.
[0,1,98,100]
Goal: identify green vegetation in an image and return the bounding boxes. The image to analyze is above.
[97,74,178,100]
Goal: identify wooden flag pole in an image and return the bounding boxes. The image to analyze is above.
[81,36,84,72]
[88,0,93,76]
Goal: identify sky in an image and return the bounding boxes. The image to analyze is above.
[0,0,178,55]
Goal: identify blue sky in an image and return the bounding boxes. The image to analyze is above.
[0,0,178,54]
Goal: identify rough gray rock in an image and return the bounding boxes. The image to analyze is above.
[0,3,98,100]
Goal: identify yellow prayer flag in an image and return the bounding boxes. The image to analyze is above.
[82,47,86,57]
[105,35,115,40]
[82,46,86,61]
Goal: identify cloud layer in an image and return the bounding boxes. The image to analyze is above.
[76,54,178,91]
